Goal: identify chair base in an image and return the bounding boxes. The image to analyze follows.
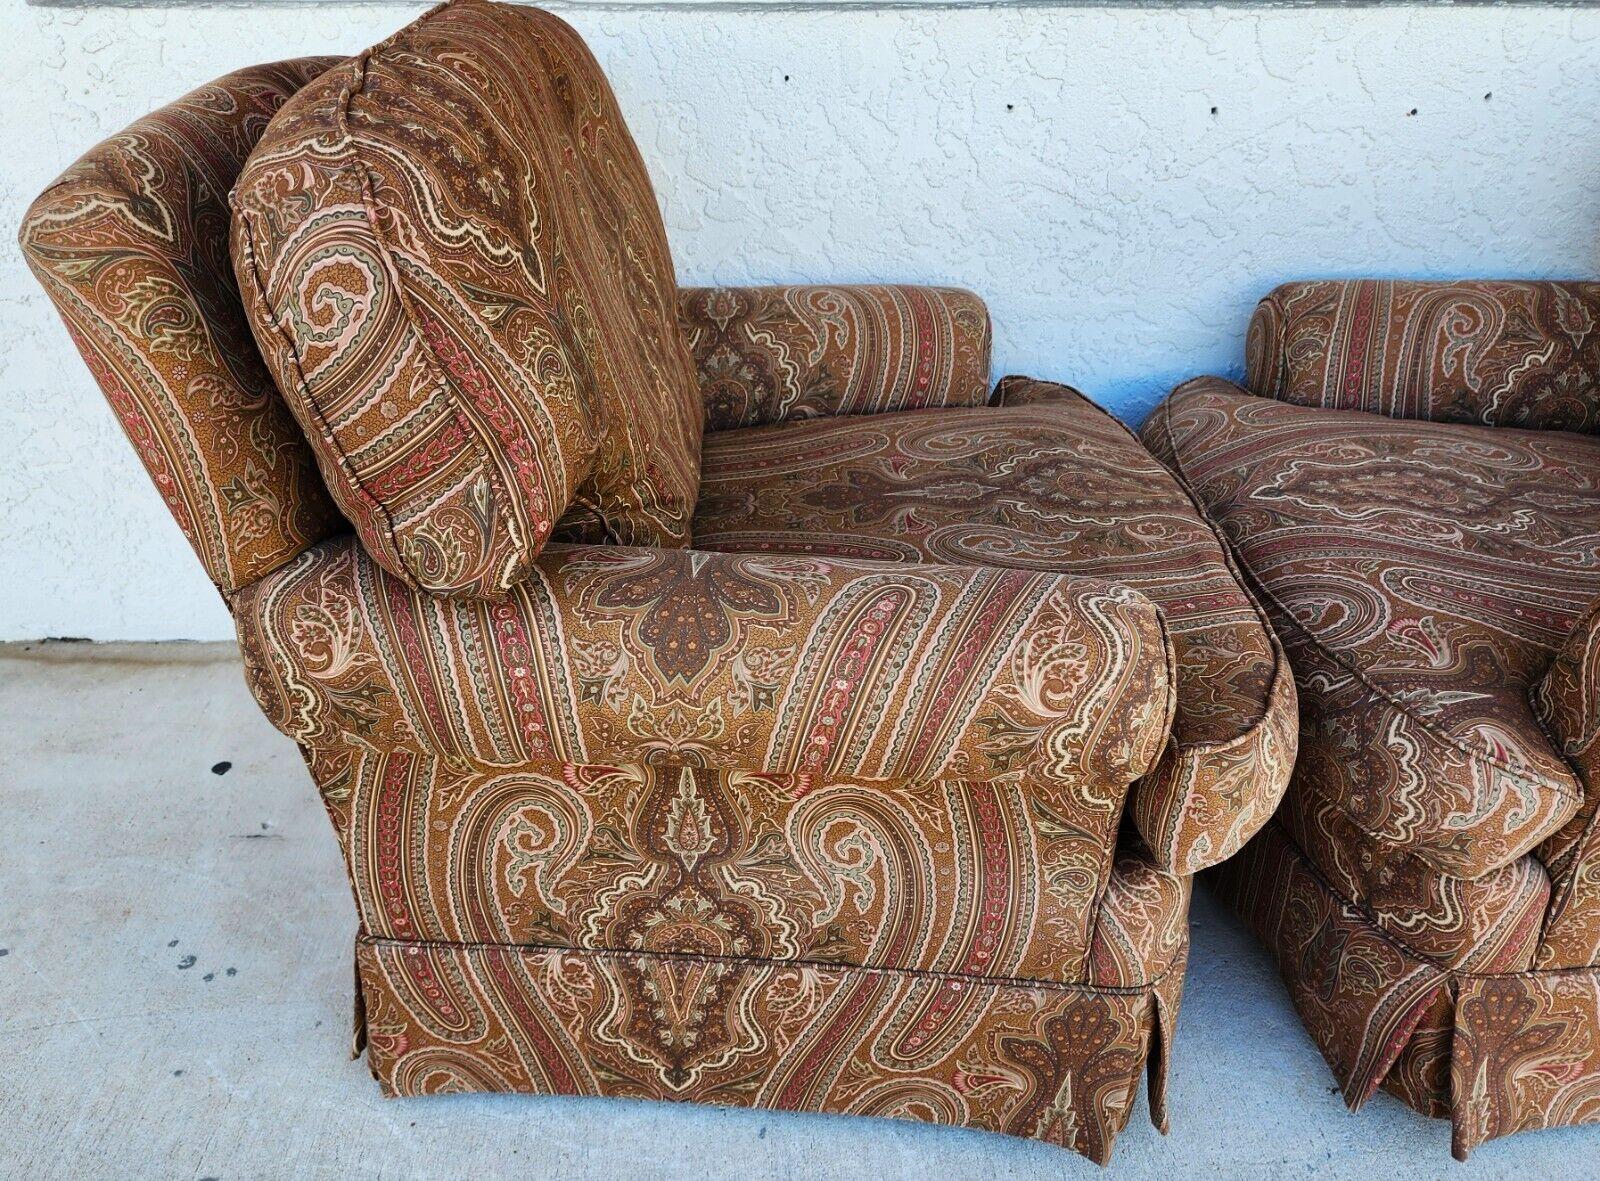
[1214,819,1600,1159]
[351,935,1184,1164]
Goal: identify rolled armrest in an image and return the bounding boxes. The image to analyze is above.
[1246,279,1600,433]
[235,535,1172,791]
[679,284,991,431]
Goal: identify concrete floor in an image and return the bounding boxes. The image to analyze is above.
[3,642,1595,1180]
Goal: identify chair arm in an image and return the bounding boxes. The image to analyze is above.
[1246,279,1600,433]
[679,284,991,432]
[1533,600,1600,968]
[234,534,1174,792]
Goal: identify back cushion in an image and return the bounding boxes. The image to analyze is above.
[232,0,700,597]
[1246,279,1600,434]
[20,58,346,594]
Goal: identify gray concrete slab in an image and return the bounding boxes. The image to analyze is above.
[1,640,1592,1179]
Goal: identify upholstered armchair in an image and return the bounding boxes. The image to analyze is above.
[1144,279,1600,1157]
[21,0,1292,1161]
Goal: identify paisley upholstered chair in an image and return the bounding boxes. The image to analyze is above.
[21,0,1292,1161]
[1144,279,1600,1158]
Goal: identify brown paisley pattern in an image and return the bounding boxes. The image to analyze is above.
[1534,601,1600,969]
[1247,279,1600,433]
[1162,279,1600,1156]
[236,535,1173,791]
[1216,819,1600,1159]
[696,378,1296,874]
[233,1,701,596]
[235,532,1185,1159]
[1149,378,1600,878]
[355,934,1182,1166]
[30,7,1298,1157]
[1088,843,1192,989]
[1450,970,1600,1156]
[1213,820,1454,1113]
[303,740,1189,990]
[18,58,346,593]
[1275,782,1547,973]
[679,285,992,432]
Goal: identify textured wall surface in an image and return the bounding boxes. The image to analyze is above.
[6,1,1600,640]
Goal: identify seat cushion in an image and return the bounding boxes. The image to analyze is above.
[1149,378,1600,877]
[232,0,699,596]
[694,378,1296,872]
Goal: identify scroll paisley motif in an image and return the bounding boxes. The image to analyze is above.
[699,380,1296,873]
[579,549,793,687]
[318,727,1193,1163]
[233,0,702,596]
[19,57,345,591]
[1179,286,1600,1155]
[1150,377,1600,877]
[236,535,1173,791]
[1248,279,1600,433]
[34,7,1237,1165]
[1217,820,1600,1159]
[679,285,992,431]
[1451,972,1600,1157]
[1534,604,1600,968]
[312,743,1176,988]
[357,937,1170,1166]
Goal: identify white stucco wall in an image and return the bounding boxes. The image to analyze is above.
[4,1,1599,641]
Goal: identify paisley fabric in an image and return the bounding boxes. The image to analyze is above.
[236,534,1173,791]
[241,531,1187,1160]
[1276,782,1547,973]
[233,0,701,597]
[1534,602,1600,969]
[355,933,1183,1166]
[1088,843,1192,988]
[1214,818,1600,1160]
[301,739,1183,989]
[32,13,1288,1157]
[1161,277,1600,1156]
[18,58,345,594]
[679,285,992,432]
[1213,819,1454,1114]
[1450,969,1600,1157]
[1247,279,1600,434]
[695,378,1296,874]
[1148,378,1600,878]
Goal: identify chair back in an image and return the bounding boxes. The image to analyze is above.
[20,58,346,593]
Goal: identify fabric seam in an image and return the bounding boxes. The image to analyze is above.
[332,31,531,593]
[355,930,1177,996]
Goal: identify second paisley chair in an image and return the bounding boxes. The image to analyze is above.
[1145,279,1600,1158]
[21,0,1293,1161]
